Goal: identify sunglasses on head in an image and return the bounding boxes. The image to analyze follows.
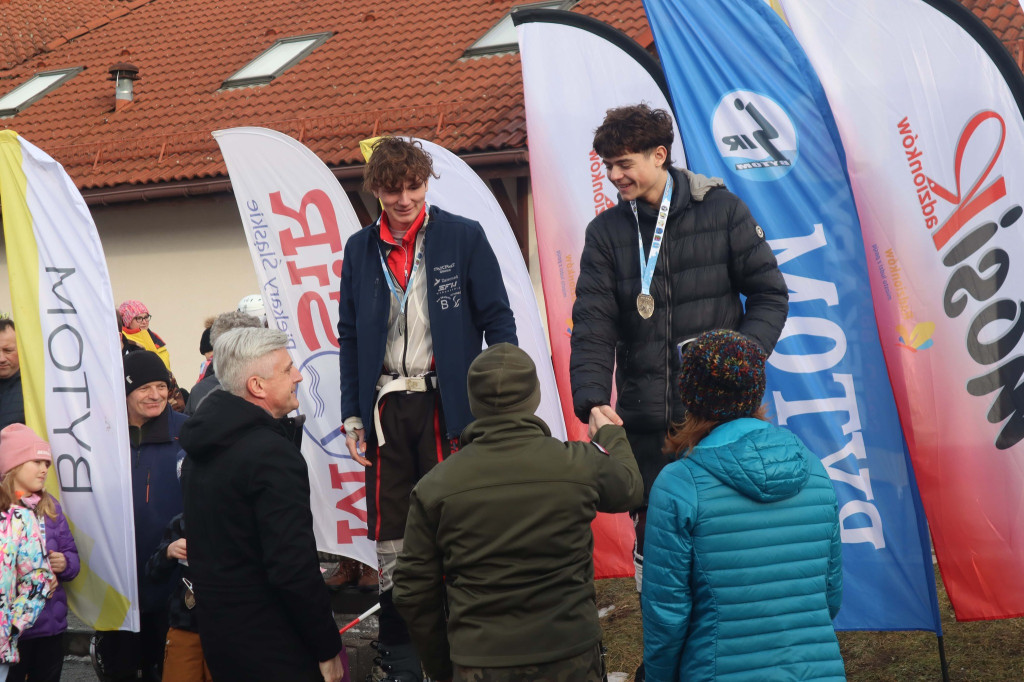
[676,336,698,364]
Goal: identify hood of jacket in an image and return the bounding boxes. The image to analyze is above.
[460,413,551,447]
[632,167,725,223]
[682,167,725,201]
[687,418,809,502]
[179,390,303,462]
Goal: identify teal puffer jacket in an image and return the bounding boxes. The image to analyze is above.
[642,418,844,681]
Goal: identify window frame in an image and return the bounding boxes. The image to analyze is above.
[221,32,333,90]
[0,67,83,117]
[464,0,573,57]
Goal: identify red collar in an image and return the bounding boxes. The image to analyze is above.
[380,205,427,248]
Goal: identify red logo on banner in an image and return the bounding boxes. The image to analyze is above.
[270,189,343,353]
[927,111,1007,251]
[902,111,1024,448]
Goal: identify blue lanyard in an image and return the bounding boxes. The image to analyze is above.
[377,207,429,316]
[631,173,673,298]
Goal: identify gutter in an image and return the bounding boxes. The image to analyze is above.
[81,148,530,206]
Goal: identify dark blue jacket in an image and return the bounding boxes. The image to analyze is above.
[0,370,25,431]
[130,405,187,613]
[338,205,517,438]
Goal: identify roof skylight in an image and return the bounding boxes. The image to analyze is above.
[0,67,82,117]
[222,33,332,89]
[465,1,571,57]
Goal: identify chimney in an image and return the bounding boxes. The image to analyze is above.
[108,62,139,111]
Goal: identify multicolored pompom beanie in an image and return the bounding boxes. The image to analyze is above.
[678,329,767,421]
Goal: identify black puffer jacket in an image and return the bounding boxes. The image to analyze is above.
[571,168,788,433]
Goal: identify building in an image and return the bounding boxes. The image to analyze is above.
[0,0,1017,373]
[0,0,650,372]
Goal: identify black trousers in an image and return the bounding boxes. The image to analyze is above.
[94,610,169,682]
[625,428,672,558]
[366,391,451,542]
[8,634,65,682]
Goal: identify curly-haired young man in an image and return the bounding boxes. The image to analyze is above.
[570,103,789,612]
[338,136,517,681]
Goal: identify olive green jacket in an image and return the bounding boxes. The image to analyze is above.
[393,416,643,679]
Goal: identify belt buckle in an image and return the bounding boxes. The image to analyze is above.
[406,376,427,392]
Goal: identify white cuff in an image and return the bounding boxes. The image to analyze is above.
[343,416,364,435]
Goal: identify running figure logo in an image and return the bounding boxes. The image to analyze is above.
[712,90,798,181]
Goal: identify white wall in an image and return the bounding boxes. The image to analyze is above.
[97,194,260,385]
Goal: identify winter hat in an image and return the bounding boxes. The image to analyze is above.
[199,326,213,355]
[0,424,52,478]
[118,299,149,328]
[467,343,541,418]
[237,294,267,326]
[124,350,170,396]
[679,330,766,421]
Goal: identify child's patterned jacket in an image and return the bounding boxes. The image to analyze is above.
[0,506,54,663]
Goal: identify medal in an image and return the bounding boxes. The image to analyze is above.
[182,577,196,610]
[637,293,655,319]
[632,174,674,321]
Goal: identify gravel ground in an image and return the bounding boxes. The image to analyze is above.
[58,656,99,681]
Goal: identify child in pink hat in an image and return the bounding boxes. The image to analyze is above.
[2,424,80,682]
[0,424,56,679]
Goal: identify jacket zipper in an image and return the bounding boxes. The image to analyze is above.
[664,228,673,427]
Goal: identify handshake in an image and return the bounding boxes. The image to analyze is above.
[588,404,623,440]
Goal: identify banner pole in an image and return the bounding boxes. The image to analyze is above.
[936,634,950,682]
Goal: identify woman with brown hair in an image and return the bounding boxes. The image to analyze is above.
[642,330,845,681]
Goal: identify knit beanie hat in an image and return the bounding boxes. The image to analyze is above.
[118,300,149,328]
[0,424,52,478]
[467,343,541,418]
[199,326,213,355]
[679,330,766,421]
[124,350,170,396]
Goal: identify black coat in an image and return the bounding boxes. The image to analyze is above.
[0,370,24,431]
[571,168,788,433]
[179,390,340,682]
[145,513,193,632]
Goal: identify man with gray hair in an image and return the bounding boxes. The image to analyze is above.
[179,328,344,682]
[184,310,263,415]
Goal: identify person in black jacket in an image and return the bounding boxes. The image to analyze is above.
[146,513,212,681]
[179,327,344,682]
[0,318,25,431]
[570,104,789,599]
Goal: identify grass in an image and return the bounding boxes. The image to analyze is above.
[596,568,1024,680]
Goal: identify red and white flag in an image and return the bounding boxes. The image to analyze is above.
[214,127,374,566]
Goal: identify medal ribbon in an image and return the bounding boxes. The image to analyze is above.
[377,206,430,318]
[631,173,673,299]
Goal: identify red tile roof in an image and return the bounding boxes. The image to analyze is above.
[0,0,650,192]
[964,0,1024,42]
[3,0,1015,195]
[0,0,137,70]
